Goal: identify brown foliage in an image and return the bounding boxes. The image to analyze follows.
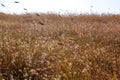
[0,13,120,80]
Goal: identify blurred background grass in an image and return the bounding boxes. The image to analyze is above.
[0,13,120,80]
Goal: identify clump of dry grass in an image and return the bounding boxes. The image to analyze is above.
[0,13,120,80]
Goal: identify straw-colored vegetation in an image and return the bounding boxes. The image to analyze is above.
[0,13,120,80]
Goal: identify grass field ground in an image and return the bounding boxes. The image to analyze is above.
[0,13,120,80]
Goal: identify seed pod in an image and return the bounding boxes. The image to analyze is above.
[14,1,19,3]
[23,8,27,11]
[1,4,5,7]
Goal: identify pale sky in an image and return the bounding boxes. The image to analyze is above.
[0,0,120,14]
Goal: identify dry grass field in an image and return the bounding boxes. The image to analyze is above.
[0,13,120,80]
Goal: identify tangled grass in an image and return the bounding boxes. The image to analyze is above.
[0,13,120,80]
